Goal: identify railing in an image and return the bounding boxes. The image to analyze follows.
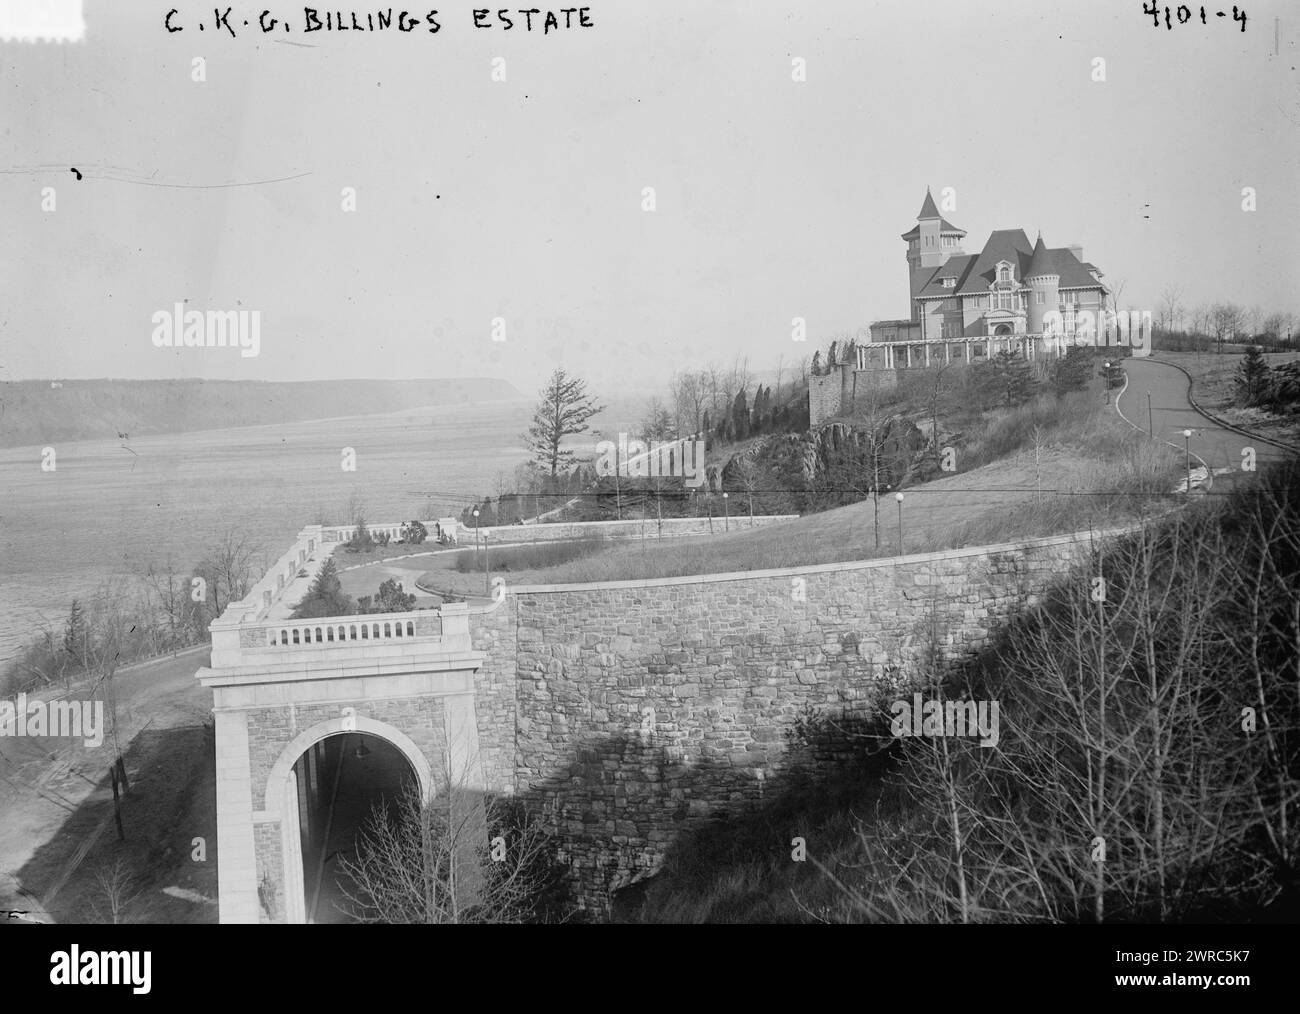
[321,522,417,543]
[259,612,442,648]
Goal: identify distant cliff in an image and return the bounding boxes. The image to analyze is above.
[0,377,525,448]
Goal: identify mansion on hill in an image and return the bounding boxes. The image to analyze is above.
[810,188,1115,424]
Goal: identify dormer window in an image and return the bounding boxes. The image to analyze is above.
[996,261,1013,285]
[941,277,956,288]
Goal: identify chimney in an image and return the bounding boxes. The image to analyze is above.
[1068,244,1083,262]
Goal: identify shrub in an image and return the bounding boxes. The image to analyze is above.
[291,558,354,618]
[1049,345,1093,395]
[1234,346,1272,407]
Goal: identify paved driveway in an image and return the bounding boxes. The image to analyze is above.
[1119,358,1292,486]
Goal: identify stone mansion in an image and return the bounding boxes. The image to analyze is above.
[809,188,1114,424]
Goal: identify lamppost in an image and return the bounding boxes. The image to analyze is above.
[482,530,490,597]
[1182,429,1193,494]
[722,491,729,532]
[473,507,480,553]
[1103,360,1113,404]
[1147,390,1154,438]
[895,492,905,552]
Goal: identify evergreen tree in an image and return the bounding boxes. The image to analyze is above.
[1049,346,1092,395]
[345,517,374,552]
[523,368,605,477]
[292,558,355,618]
[811,351,823,376]
[732,389,750,441]
[750,385,766,434]
[63,599,85,660]
[361,579,417,614]
[827,340,839,368]
[1235,346,1271,407]
[991,350,1038,408]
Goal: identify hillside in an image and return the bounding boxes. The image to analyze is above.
[620,458,1300,924]
[0,377,524,448]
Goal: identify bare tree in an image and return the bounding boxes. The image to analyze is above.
[640,398,675,442]
[815,470,1300,923]
[144,555,201,649]
[704,362,724,420]
[1158,284,1184,335]
[337,770,563,924]
[91,857,144,924]
[344,489,367,526]
[195,528,261,622]
[1209,302,1245,354]
[1261,311,1295,344]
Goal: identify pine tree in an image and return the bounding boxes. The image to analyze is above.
[524,368,605,476]
[1049,346,1092,395]
[811,351,823,376]
[732,389,750,441]
[63,599,85,660]
[292,558,355,618]
[992,350,1037,408]
[1235,345,1271,407]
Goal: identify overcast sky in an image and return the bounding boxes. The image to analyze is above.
[2,0,1296,396]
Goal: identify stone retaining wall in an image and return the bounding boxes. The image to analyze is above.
[470,527,1129,910]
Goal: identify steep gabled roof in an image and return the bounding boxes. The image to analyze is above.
[1058,255,1104,288]
[955,229,1034,295]
[914,254,978,298]
[917,188,940,219]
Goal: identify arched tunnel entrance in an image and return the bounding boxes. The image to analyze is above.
[292,732,417,923]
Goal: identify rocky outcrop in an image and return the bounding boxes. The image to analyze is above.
[719,416,935,495]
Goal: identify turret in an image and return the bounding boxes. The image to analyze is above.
[1025,233,1059,334]
[902,187,966,321]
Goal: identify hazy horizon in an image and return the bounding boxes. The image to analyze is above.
[3,0,1296,395]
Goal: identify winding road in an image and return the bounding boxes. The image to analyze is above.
[1117,357,1293,490]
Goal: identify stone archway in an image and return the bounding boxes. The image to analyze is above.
[264,716,433,924]
[994,324,1012,336]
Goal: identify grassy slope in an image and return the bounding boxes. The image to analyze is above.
[337,379,1180,597]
